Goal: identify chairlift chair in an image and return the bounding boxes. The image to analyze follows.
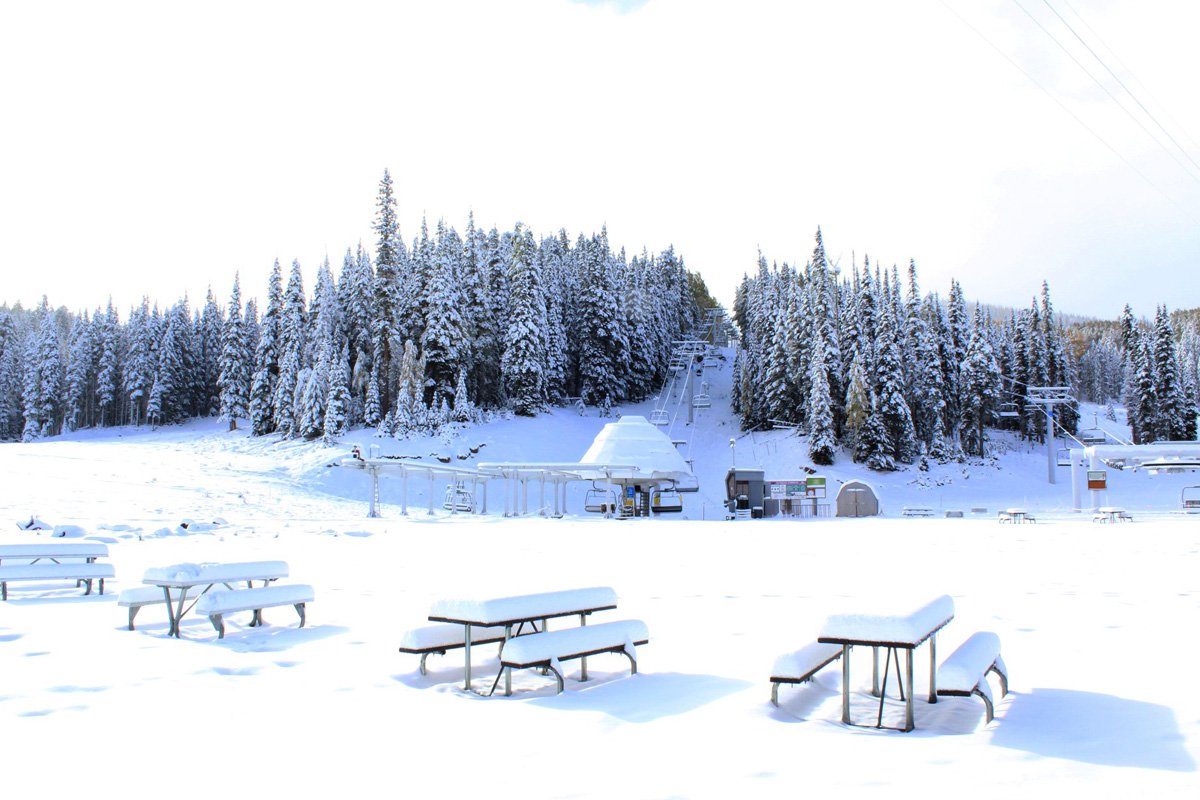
[442,481,475,512]
[1056,447,1072,467]
[584,484,616,514]
[692,393,711,409]
[674,474,700,493]
[997,402,1019,419]
[651,489,683,513]
[1182,486,1200,512]
[650,408,670,426]
[1078,428,1107,446]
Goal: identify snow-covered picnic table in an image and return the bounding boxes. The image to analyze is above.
[141,561,289,637]
[817,595,955,732]
[1094,506,1131,523]
[427,587,618,693]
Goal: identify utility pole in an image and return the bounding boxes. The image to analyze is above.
[1025,386,1074,485]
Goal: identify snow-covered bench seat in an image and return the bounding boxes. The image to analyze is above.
[117,586,198,630]
[901,506,935,517]
[494,619,649,695]
[193,584,314,639]
[935,632,1009,723]
[769,641,843,706]
[0,562,114,600]
[398,623,516,675]
[0,542,110,563]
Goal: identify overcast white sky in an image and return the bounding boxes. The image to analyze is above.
[2,0,1198,319]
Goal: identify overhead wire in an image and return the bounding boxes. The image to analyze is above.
[937,0,1198,222]
[1048,0,1200,177]
[1011,0,1200,186]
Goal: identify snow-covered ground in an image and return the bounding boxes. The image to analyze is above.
[2,360,1199,798]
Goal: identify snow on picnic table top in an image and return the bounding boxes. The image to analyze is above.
[142,560,289,586]
[818,594,955,646]
[428,586,618,625]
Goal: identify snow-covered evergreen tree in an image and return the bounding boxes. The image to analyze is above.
[217,274,251,430]
[274,260,306,437]
[806,334,836,465]
[250,260,283,436]
[960,306,1001,456]
[502,224,547,416]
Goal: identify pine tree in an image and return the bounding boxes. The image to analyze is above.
[860,393,895,471]
[960,306,1001,456]
[1153,305,1188,441]
[323,343,352,445]
[22,298,64,440]
[0,311,23,439]
[198,287,223,416]
[502,224,547,416]
[394,339,426,436]
[217,274,251,430]
[372,169,402,419]
[95,301,122,427]
[64,312,95,431]
[124,298,154,427]
[274,260,306,437]
[421,219,468,408]
[250,260,283,436]
[806,334,836,465]
[875,308,918,463]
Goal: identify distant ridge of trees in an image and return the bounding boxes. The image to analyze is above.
[1,170,715,442]
[731,230,1199,469]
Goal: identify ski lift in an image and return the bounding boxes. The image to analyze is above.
[692,392,711,409]
[1182,486,1200,512]
[1056,447,1072,467]
[702,356,718,368]
[1078,428,1107,446]
[584,484,617,514]
[650,408,670,426]
[674,474,700,493]
[997,402,1019,419]
[650,489,683,513]
[442,482,475,512]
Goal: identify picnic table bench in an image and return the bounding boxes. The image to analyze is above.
[818,595,955,732]
[901,506,935,518]
[493,618,649,695]
[140,560,289,637]
[419,586,619,693]
[769,641,843,706]
[936,631,1009,724]
[0,542,114,600]
[194,583,314,639]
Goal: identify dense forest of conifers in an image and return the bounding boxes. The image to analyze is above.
[1,173,1197,455]
[730,230,1200,468]
[0,171,715,442]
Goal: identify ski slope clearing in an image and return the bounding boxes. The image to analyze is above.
[1,398,1198,798]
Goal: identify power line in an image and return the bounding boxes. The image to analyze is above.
[1057,0,1200,166]
[938,0,1197,222]
[1011,0,1200,186]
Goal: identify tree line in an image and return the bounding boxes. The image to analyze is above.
[2,170,710,442]
[733,229,1196,470]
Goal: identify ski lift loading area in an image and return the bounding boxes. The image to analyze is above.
[331,416,699,519]
[1066,442,1200,513]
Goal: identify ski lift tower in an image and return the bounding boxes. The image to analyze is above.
[1026,386,1074,485]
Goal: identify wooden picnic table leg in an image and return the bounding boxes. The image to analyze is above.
[841,644,852,725]
[463,625,473,692]
[928,634,938,703]
[904,648,915,732]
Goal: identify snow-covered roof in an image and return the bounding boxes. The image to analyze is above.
[576,416,694,483]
